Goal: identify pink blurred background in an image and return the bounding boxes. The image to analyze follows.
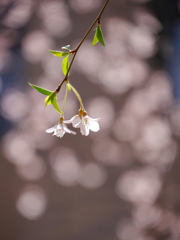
[1,0,180,240]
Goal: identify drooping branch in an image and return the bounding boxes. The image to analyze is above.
[55,0,110,93]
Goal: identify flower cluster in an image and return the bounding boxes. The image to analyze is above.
[46,110,100,138]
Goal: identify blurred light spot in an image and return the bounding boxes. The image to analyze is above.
[125,59,149,87]
[16,186,47,220]
[69,0,101,13]
[92,137,132,166]
[74,41,103,79]
[105,18,132,40]
[116,167,162,204]
[98,63,132,95]
[129,27,156,58]
[42,54,64,78]
[86,96,114,131]
[113,113,138,142]
[104,38,128,59]
[19,111,57,151]
[133,204,162,229]
[133,10,162,33]
[0,89,29,122]
[3,0,33,28]
[38,1,71,37]
[78,163,107,189]
[115,219,143,240]
[133,117,171,153]
[124,90,154,118]
[146,71,173,111]
[3,130,35,166]
[135,139,177,171]
[22,31,54,63]
[98,58,148,94]
[16,156,46,181]
[50,147,80,186]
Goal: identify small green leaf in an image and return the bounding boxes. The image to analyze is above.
[62,55,69,76]
[44,93,62,114]
[62,45,71,51]
[97,26,105,46]
[49,50,70,57]
[92,28,99,46]
[44,93,55,106]
[51,95,62,114]
[29,82,53,95]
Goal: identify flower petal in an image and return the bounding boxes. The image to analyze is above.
[88,119,100,132]
[72,116,81,128]
[46,125,56,133]
[79,122,90,136]
[64,115,78,124]
[55,129,65,138]
[64,125,76,135]
[56,124,63,129]
[88,117,100,121]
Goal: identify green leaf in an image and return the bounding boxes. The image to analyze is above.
[51,95,62,114]
[97,26,105,46]
[44,93,55,106]
[62,55,69,76]
[49,50,70,57]
[92,28,99,46]
[44,93,62,114]
[29,82,53,95]
[62,45,71,51]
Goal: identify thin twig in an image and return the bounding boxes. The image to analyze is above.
[55,0,110,93]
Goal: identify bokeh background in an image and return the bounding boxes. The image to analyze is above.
[1,0,180,240]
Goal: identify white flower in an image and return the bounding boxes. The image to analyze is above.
[64,110,100,136]
[46,118,76,138]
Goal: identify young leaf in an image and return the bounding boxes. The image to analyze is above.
[29,82,53,95]
[92,28,99,46]
[44,93,62,114]
[97,26,105,46]
[49,50,70,57]
[44,93,55,106]
[62,55,69,76]
[62,45,71,51]
[51,95,62,114]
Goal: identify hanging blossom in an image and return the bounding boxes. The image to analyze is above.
[46,117,76,138]
[64,109,100,136]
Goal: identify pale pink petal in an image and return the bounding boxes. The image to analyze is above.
[72,116,81,127]
[88,117,100,121]
[80,122,90,136]
[88,119,100,132]
[46,124,58,133]
[46,127,55,133]
[56,129,65,138]
[64,125,76,135]
[64,115,78,124]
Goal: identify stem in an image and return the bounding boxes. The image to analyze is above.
[62,84,68,116]
[70,84,85,111]
[55,0,110,93]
